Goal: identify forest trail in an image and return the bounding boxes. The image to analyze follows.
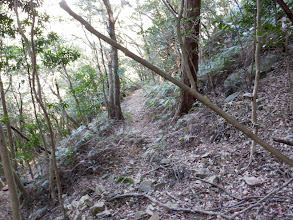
[122,88,162,143]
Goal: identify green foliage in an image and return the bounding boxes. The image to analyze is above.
[42,45,81,69]
[66,65,103,121]
[116,176,134,185]
[200,45,241,76]
[144,81,178,121]
[0,8,15,38]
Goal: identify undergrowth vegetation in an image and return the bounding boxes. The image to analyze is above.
[144,82,179,122]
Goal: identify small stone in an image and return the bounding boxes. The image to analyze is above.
[139,180,153,192]
[160,158,171,165]
[134,211,147,220]
[196,168,211,179]
[145,204,155,215]
[243,190,249,196]
[149,211,160,220]
[95,185,106,196]
[79,194,93,207]
[206,175,220,184]
[243,176,262,186]
[91,202,105,216]
[71,200,80,209]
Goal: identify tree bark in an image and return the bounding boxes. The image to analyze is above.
[0,123,21,220]
[249,0,261,164]
[60,0,293,166]
[103,0,124,120]
[0,72,17,170]
[175,0,201,118]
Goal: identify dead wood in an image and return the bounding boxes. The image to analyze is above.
[273,136,293,146]
[108,193,230,219]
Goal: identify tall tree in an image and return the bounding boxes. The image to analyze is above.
[175,0,201,118]
[103,0,124,120]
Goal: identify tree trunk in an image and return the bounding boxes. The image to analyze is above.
[51,80,79,129]
[107,52,115,118]
[0,123,21,220]
[175,0,201,118]
[103,0,124,120]
[0,72,17,170]
[249,0,261,164]
[61,65,83,123]
[60,0,293,166]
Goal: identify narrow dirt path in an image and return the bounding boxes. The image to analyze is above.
[122,89,162,143]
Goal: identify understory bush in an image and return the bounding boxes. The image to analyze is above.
[144,81,179,122]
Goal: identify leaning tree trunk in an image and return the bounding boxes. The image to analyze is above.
[103,0,124,120]
[175,0,201,118]
[0,123,21,220]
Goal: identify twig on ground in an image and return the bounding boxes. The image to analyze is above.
[166,192,183,204]
[108,193,230,219]
[192,177,242,201]
[273,136,293,146]
[229,178,293,219]
[141,165,167,178]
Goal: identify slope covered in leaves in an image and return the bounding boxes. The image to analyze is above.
[1,52,291,219]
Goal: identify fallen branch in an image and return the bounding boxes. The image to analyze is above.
[229,178,293,219]
[192,176,242,201]
[273,136,293,146]
[108,193,230,219]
